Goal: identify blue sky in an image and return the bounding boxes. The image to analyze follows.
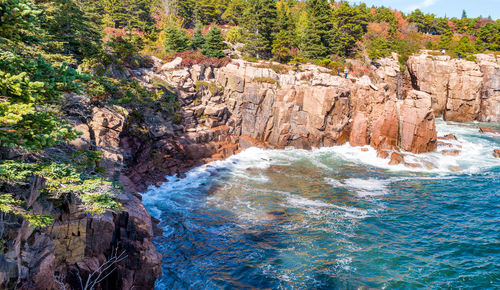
[347,0,500,19]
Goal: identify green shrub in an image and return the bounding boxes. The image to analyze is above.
[367,37,391,60]
[225,26,243,43]
[253,77,278,84]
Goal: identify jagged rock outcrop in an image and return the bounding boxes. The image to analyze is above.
[400,90,437,153]
[407,52,500,122]
[0,105,161,289]
[124,55,439,184]
[8,51,495,289]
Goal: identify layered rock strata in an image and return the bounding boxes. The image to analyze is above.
[0,99,161,289]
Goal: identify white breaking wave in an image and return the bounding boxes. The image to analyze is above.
[326,178,390,197]
[142,119,499,222]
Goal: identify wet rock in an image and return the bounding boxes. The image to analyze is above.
[438,134,458,140]
[494,149,500,158]
[404,162,422,168]
[449,166,464,172]
[441,149,461,156]
[389,152,403,165]
[437,141,453,148]
[478,126,500,134]
[377,150,389,159]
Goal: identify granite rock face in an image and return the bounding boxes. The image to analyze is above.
[123,56,443,190]
[8,52,493,289]
[407,52,500,122]
[0,106,161,290]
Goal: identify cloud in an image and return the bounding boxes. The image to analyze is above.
[406,0,437,11]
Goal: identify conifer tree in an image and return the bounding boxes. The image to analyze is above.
[439,30,453,49]
[300,18,327,59]
[306,0,332,53]
[164,25,190,52]
[476,21,500,51]
[222,0,247,25]
[330,2,369,56]
[272,0,294,62]
[191,23,206,50]
[242,0,278,59]
[100,0,155,29]
[38,0,102,62]
[202,26,226,58]
[175,0,197,27]
[455,35,476,56]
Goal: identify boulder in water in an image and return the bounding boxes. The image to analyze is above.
[388,152,403,165]
[494,149,500,158]
[479,126,500,135]
[441,149,461,156]
[449,166,464,172]
[438,134,458,140]
[377,150,389,159]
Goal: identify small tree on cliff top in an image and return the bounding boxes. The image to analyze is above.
[164,24,190,52]
[202,26,225,58]
[191,23,206,50]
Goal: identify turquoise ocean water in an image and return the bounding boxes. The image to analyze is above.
[143,120,500,289]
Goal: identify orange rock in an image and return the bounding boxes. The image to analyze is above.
[388,152,403,165]
[438,134,457,140]
[349,112,369,147]
[405,162,422,168]
[479,126,500,135]
[377,150,389,159]
[441,149,461,156]
[494,149,500,158]
[370,101,399,150]
[361,148,369,152]
[400,90,437,153]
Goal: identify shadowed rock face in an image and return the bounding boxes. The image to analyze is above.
[407,53,500,123]
[0,104,161,290]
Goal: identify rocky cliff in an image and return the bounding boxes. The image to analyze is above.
[0,97,161,289]
[123,54,437,188]
[125,52,499,187]
[3,51,497,289]
[407,52,500,122]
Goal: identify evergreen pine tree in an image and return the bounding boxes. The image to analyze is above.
[455,35,476,56]
[191,23,206,50]
[330,2,369,57]
[300,18,327,59]
[462,10,467,19]
[272,0,294,62]
[222,0,247,25]
[242,0,278,59]
[164,25,190,52]
[439,30,453,50]
[202,26,226,58]
[175,0,197,27]
[306,0,332,53]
